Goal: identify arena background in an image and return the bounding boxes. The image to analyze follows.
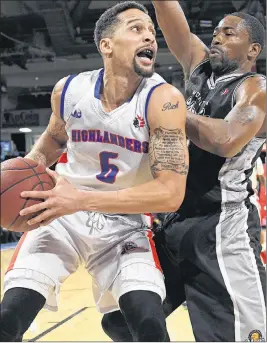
[0,0,266,341]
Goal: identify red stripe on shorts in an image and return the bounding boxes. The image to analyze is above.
[147,230,162,273]
[261,250,266,265]
[6,233,28,273]
[58,152,68,163]
[144,213,154,227]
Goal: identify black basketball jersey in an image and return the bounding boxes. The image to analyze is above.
[182,59,265,212]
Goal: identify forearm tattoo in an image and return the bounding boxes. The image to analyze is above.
[27,149,63,166]
[46,121,68,147]
[27,151,47,165]
[27,121,67,166]
[149,127,189,177]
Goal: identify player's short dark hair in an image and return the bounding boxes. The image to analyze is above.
[94,1,148,54]
[228,12,265,49]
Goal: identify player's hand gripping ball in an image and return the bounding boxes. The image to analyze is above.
[0,157,55,232]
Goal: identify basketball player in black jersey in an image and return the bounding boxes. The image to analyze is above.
[102,1,266,341]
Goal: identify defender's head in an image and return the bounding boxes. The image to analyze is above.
[94,1,157,78]
[209,12,265,75]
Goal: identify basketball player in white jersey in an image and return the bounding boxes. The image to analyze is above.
[0,2,188,342]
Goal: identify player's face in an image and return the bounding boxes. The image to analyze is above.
[209,16,252,75]
[108,9,158,77]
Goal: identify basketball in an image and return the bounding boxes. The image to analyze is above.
[0,157,55,232]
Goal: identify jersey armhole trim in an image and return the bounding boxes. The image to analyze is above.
[145,82,166,130]
[188,58,209,80]
[60,74,77,119]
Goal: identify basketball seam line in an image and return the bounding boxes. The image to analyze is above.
[2,158,54,230]
[0,172,50,196]
[7,181,53,230]
[21,158,56,192]
[19,157,46,191]
[22,159,50,229]
[1,168,41,171]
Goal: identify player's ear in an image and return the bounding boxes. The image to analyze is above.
[100,38,112,56]
[248,42,261,61]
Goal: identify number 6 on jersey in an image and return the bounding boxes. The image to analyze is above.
[96,151,119,184]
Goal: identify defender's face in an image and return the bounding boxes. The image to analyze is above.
[108,9,158,77]
[209,16,251,74]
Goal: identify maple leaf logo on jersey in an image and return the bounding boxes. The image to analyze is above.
[133,115,145,129]
[221,88,229,96]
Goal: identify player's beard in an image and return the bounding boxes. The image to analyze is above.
[133,57,154,78]
[210,53,240,76]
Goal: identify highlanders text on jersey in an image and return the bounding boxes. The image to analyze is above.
[56,69,165,191]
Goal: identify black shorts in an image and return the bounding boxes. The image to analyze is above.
[154,201,266,342]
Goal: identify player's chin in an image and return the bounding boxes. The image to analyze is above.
[209,59,223,72]
[209,55,222,64]
[134,61,154,78]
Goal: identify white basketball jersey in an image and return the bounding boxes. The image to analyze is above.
[56,69,166,191]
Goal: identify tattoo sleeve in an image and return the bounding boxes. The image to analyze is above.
[46,120,68,147]
[149,126,189,177]
[26,116,68,166]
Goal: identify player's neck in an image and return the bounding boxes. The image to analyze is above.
[213,62,254,80]
[101,70,143,112]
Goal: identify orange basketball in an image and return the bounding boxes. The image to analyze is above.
[1,157,55,232]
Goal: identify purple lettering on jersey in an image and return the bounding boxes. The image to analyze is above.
[72,130,77,142]
[103,131,110,144]
[81,130,88,142]
[96,130,103,142]
[70,129,148,154]
[142,141,149,153]
[89,130,96,142]
[118,135,125,148]
[133,140,141,153]
[126,138,133,151]
[110,133,118,145]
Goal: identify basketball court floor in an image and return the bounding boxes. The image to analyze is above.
[1,243,194,341]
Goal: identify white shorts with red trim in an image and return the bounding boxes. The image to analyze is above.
[4,212,165,314]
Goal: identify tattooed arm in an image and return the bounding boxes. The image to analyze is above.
[186,76,266,157]
[20,84,188,223]
[25,77,69,166]
[76,84,187,214]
